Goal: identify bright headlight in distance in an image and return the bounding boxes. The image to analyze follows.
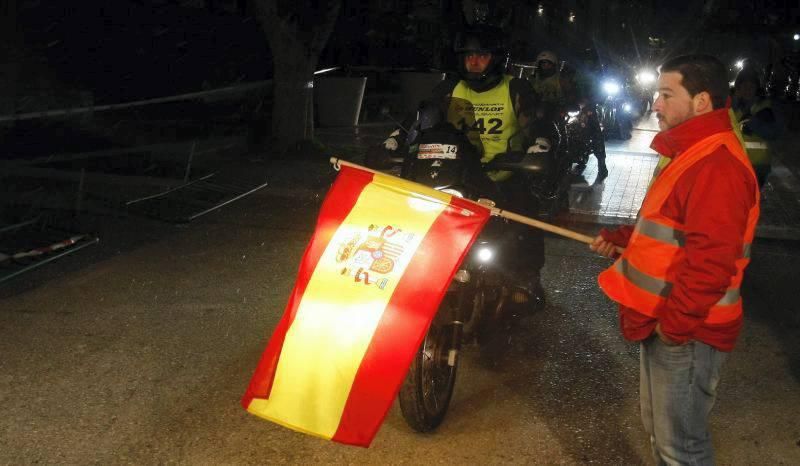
[622,103,632,113]
[636,71,655,84]
[567,111,580,118]
[735,60,744,70]
[602,80,620,96]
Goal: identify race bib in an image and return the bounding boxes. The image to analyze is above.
[417,143,458,159]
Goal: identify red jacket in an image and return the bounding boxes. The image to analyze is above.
[600,109,757,351]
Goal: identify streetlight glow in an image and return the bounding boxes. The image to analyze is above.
[794,33,800,41]
[636,70,656,84]
[602,80,621,96]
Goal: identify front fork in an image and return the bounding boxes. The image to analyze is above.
[445,269,473,367]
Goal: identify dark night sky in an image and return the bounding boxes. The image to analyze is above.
[11,0,800,103]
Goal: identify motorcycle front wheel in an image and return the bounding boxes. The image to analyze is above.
[398,314,458,432]
[477,287,515,367]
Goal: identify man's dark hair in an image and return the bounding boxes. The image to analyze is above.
[659,54,729,109]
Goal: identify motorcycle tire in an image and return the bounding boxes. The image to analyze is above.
[478,319,513,369]
[398,316,458,432]
[477,289,516,368]
[621,119,633,140]
[577,149,590,167]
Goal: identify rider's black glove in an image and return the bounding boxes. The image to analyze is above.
[365,144,398,170]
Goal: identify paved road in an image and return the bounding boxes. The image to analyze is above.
[1,128,799,464]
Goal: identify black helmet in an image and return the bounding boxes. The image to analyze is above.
[454,25,508,92]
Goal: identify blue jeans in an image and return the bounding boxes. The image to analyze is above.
[640,336,728,466]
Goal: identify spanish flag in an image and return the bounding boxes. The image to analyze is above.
[242,163,490,447]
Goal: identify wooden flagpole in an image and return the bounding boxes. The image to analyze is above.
[330,157,623,254]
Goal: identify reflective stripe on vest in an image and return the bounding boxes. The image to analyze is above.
[598,130,760,324]
[731,105,771,166]
[615,255,748,306]
[636,218,685,247]
[745,141,768,150]
[635,218,752,258]
[743,136,770,166]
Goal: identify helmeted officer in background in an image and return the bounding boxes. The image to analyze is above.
[530,50,609,179]
[731,62,783,189]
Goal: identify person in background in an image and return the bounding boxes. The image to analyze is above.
[530,50,609,180]
[731,62,782,189]
[590,54,760,465]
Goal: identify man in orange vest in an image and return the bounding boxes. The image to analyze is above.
[590,55,760,465]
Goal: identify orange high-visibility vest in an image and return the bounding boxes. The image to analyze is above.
[598,131,760,324]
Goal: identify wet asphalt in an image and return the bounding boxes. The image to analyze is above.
[1,136,799,464]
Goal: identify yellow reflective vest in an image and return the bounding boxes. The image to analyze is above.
[531,72,563,107]
[452,75,520,181]
[732,100,772,167]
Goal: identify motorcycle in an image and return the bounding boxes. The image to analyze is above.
[595,75,634,140]
[563,106,599,172]
[367,98,549,432]
[526,118,574,219]
[633,68,657,115]
[508,59,606,197]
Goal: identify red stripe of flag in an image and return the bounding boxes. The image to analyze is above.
[331,196,490,446]
[241,166,374,408]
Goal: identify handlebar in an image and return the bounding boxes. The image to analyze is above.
[483,151,549,173]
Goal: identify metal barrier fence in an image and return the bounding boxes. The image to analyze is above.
[0,80,272,123]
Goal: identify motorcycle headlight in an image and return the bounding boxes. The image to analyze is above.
[602,80,620,97]
[567,110,580,124]
[437,187,463,198]
[636,71,655,85]
[476,246,493,263]
[622,103,632,113]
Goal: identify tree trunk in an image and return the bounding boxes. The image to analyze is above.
[0,0,20,119]
[250,0,340,157]
[269,45,316,156]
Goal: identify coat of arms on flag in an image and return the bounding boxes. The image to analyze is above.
[335,223,414,290]
[242,163,490,447]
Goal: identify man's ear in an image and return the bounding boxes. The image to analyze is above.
[693,91,713,114]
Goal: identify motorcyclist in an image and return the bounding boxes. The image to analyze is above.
[530,50,609,179]
[731,62,782,189]
[373,24,555,310]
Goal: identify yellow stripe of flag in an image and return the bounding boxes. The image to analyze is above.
[247,173,451,438]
